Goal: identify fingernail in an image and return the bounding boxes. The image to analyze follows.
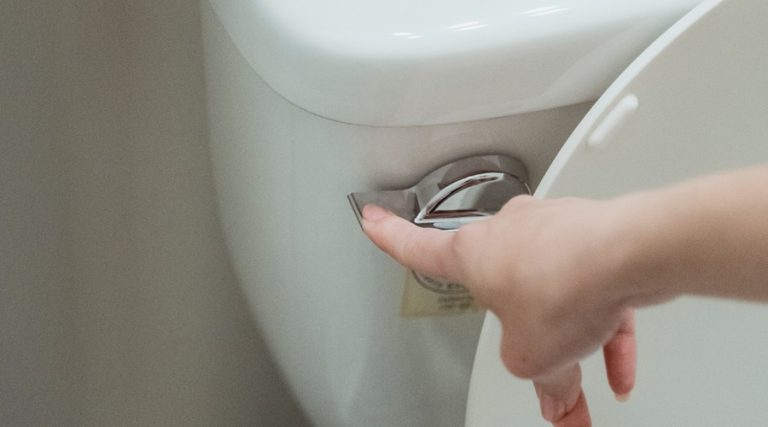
[540,393,566,422]
[615,392,631,403]
[362,204,391,221]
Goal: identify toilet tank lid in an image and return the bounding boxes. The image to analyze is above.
[207,0,702,126]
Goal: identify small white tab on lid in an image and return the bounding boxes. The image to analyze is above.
[587,94,639,149]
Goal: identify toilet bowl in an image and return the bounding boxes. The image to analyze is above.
[200,0,767,425]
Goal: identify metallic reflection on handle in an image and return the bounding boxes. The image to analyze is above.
[348,155,531,231]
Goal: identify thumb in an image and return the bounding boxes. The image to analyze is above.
[533,365,590,425]
[361,204,462,282]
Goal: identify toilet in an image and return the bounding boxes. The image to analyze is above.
[200,0,768,425]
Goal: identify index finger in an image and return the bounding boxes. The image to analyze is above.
[361,204,463,282]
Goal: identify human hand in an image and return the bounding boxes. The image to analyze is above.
[361,195,637,426]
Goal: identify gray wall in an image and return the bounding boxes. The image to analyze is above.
[0,1,307,425]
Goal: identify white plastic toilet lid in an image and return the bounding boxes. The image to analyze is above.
[466,0,768,425]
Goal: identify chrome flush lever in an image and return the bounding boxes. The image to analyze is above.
[348,154,531,316]
[348,155,531,231]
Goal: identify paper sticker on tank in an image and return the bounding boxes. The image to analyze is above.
[400,270,481,317]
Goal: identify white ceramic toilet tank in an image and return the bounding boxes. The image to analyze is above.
[198,1,710,425]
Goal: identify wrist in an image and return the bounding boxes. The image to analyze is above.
[597,191,684,309]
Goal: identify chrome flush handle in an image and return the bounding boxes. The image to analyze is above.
[348,155,531,231]
[347,154,531,316]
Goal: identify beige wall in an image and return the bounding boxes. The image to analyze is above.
[0,1,307,425]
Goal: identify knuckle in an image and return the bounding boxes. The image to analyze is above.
[501,194,534,212]
[449,223,484,279]
[452,222,483,252]
[450,229,468,257]
[499,328,547,379]
[395,227,434,270]
[451,222,507,303]
[500,346,542,380]
[394,231,419,262]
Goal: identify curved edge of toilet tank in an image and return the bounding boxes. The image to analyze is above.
[207,0,702,126]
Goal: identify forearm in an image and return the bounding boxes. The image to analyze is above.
[610,165,768,306]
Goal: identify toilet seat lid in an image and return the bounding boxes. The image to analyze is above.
[467,0,768,425]
[206,0,699,126]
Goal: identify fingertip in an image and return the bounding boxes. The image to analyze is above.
[552,391,591,427]
[603,342,636,397]
[360,204,395,245]
[360,206,395,252]
[603,311,637,397]
[534,366,583,424]
[359,204,463,283]
[615,392,631,403]
[361,204,392,222]
[539,391,567,422]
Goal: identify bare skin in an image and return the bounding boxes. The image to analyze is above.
[361,165,768,426]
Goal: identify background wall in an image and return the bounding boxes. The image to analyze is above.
[0,1,308,425]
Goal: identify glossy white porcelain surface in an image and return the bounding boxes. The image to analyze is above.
[207,0,702,126]
[200,2,592,425]
[468,0,768,425]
